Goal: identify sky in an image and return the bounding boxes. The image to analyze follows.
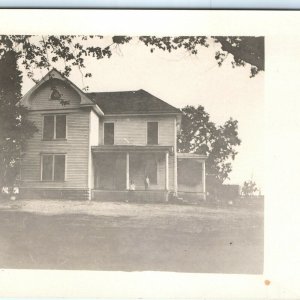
[21,37,264,190]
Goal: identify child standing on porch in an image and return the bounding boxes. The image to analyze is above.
[144,175,150,190]
[129,179,136,191]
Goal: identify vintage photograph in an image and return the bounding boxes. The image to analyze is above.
[0,35,264,274]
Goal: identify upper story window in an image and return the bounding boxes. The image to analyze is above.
[41,154,66,182]
[43,115,66,140]
[147,122,158,145]
[104,122,114,145]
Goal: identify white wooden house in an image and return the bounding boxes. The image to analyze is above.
[19,69,206,201]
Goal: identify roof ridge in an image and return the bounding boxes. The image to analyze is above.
[86,89,141,94]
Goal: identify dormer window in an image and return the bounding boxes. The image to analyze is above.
[43,114,67,140]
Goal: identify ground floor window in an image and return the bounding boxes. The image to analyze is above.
[41,154,66,181]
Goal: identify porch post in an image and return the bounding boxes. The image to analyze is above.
[202,161,206,199]
[174,152,178,196]
[165,151,169,190]
[126,152,130,190]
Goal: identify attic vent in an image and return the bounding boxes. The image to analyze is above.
[50,87,62,100]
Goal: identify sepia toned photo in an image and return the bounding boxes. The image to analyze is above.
[0,34,264,275]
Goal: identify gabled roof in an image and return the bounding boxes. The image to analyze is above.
[86,89,181,115]
[20,68,181,117]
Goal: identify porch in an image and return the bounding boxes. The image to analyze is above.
[91,145,174,201]
[92,190,169,202]
[177,152,207,200]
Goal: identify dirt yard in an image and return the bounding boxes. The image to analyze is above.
[0,199,263,274]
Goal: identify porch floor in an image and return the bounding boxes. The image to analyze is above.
[92,190,169,202]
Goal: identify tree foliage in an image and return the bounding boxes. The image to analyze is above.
[0,35,264,84]
[140,36,264,77]
[213,36,264,77]
[177,105,241,190]
[0,50,37,186]
[241,180,259,197]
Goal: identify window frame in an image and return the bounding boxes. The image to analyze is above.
[103,122,115,145]
[42,114,67,141]
[147,121,159,145]
[41,153,67,182]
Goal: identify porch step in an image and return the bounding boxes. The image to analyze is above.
[92,190,169,203]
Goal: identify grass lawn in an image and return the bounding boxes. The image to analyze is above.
[0,199,263,274]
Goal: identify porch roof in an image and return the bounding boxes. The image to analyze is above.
[92,145,174,153]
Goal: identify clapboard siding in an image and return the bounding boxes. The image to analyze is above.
[90,110,99,146]
[155,156,174,190]
[29,80,81,110]
[102,115,176,146]
[88,110,100,189]
[21,109,90,189]
[157,158,166,189]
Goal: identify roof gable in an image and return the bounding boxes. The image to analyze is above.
[19,69,103,115]
[27,78,82,111]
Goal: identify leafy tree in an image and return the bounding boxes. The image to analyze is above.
[0,35,133,88]
[140,36,264,77]
[0,50,37,187]
[177,105,241,194]
[241,180,259,197]
[0,35,264,84]
[213,36,264,77]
